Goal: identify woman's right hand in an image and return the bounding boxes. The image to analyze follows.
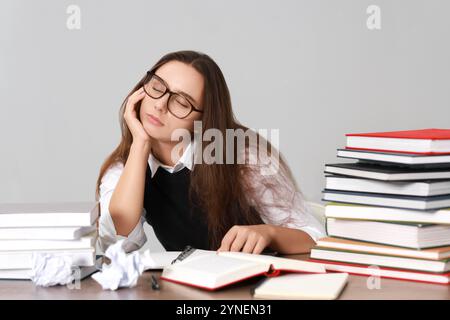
[124,87,151,147]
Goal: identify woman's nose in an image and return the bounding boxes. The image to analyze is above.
[154,95,169,112]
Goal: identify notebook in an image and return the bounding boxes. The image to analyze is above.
[252,272,348,300]
[160,249,326,291]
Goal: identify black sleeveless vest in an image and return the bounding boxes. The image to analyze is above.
[143,164,210,251]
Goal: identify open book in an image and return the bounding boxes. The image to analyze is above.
[160,250,326,291]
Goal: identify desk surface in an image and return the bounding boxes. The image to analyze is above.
[1,254,449,300]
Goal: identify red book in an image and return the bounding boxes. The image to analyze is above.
[345,128,450,155]
[160,251,325,291]
[308,259,450,285]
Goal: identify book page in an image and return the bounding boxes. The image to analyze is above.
[218,251,326,273]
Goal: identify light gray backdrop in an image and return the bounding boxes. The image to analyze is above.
[1,0,449,251]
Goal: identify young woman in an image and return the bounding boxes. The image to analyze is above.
[95,50,325,254]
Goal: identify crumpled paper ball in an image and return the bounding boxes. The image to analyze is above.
[30,253,74,287]
[91,239,145,290]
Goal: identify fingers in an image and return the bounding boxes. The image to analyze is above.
[242,232,258,253]
[123,87,152,144]
[218,226,268,254]
[125,87,146,118]
[217,227,238,252]
[252,238,267,254]
[229,231,249,252]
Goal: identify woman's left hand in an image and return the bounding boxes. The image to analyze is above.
[217,225,274,254]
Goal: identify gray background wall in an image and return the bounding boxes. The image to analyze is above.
[1,0,449,252]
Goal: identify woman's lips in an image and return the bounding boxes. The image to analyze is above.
[146,114,164,126]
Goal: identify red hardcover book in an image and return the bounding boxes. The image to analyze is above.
[160,251,325,291]
[345,128,450,155]
[308,259,450,285]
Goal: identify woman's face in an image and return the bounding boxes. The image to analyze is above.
[139,60,204,143]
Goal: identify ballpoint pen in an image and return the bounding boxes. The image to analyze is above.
[151,274,160,290]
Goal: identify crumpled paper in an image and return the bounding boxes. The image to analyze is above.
[30,253,74,287]
[91,240,145,290]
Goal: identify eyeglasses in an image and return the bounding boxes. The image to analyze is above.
[143,72,203,119]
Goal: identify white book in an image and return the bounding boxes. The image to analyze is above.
[0,231,97,251]
[0,247,96,269]
[316,237,450,261]
[0,258,101,280]
[323,190,450,210]
[325,175,450,197]
[337,148,450,166]
[324,163,450,181]
[326,218,450,249]
[325,203,450,224]
[0,201,99,227]
[0,225,96,240]
[253,273,348,300]
[161,250,325,291]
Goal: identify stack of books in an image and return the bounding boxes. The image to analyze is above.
[310,128,450,285]
[0,201,99,279]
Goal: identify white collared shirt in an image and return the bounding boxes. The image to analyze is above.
[97,142,326,253]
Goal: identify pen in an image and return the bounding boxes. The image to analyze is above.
[151,274,160,290]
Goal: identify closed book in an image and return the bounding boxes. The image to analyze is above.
[337,148,450,167]
[0,202,99,227]
[345,128,450,155]
[326,218,450,249]
[0,256,101,280]
[0,225,96,240]
[308,259,450,285]
[325,175,450,197]
[324,203,450,224]
[316,237,450,261]
[253,273,348,300]
[0,248,96,269]
[325,162,450,181]
[0,231,97,251]
[310,248,450,273]
[322,189,450,210]
[161,250,325,291]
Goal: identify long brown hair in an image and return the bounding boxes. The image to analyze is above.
[95,50,301,249]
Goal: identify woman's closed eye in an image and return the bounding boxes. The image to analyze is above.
[174,97,190,108]
[152,86,164,93]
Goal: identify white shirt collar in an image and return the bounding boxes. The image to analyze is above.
[148,139,195,178]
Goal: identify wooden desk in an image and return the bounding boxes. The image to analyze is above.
[0,254,448,300]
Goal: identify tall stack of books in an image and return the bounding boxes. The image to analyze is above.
[310,128,450,285]
[0,201,99,280]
